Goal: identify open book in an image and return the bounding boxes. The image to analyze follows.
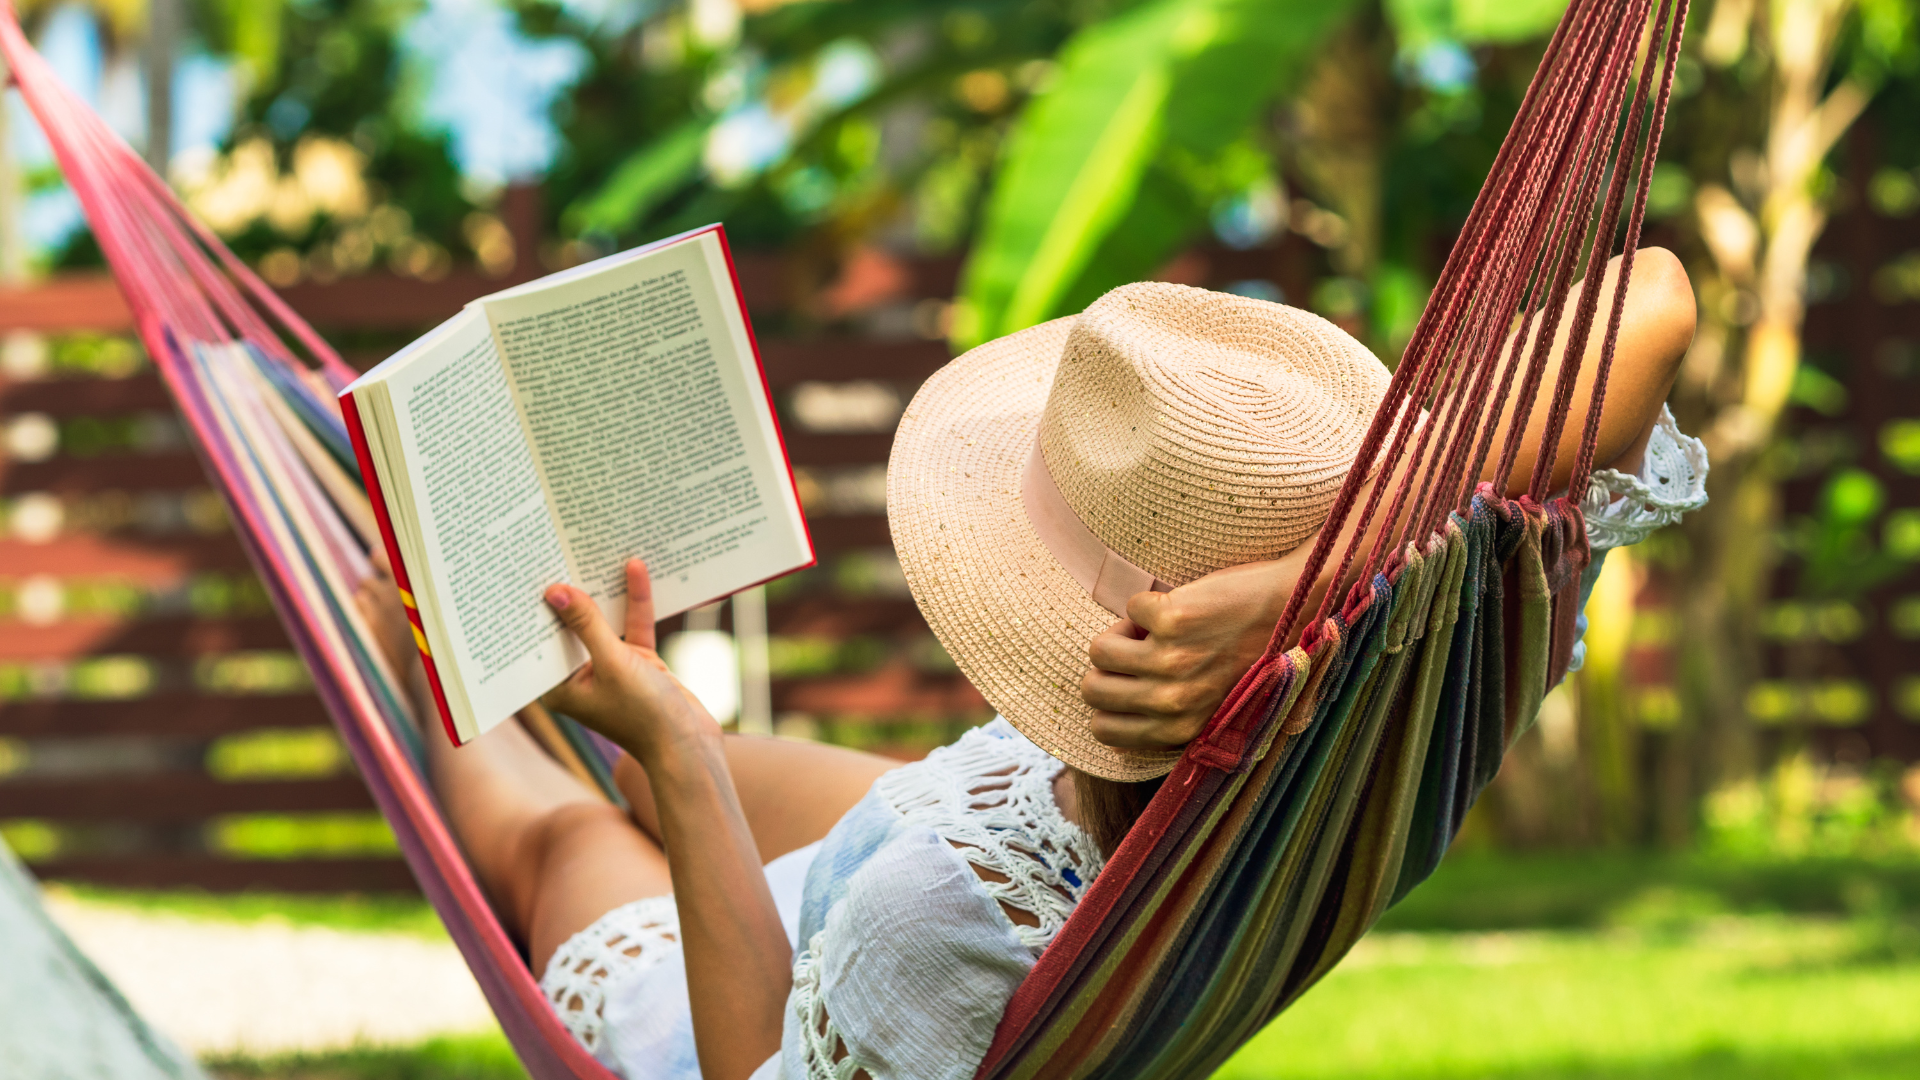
[340,225,812,745]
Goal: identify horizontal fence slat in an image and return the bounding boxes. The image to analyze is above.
[0,254,963,338]
[771,668,984,716]
[0,276,133,334]
[3,455,211,493]
[759,339,950,385]
[0,338,950,417]
[0,774,375,820]
[766,595,921,636]
[0,693,332,737]
[0,616,291,660]
[24,854,419,893]
[783,433,895,467]
[796,515,891,554]
[0,373,176,414]
[0,536,254,577]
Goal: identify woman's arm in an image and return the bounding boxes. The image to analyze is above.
[1080,248,1695,752]
[541,561,791,1080]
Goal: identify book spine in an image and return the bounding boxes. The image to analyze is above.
[709,223,817,572]
[338,388,465,746]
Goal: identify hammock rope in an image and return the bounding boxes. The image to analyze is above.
[979,1,1686,1076]
[1,0,1686,1075]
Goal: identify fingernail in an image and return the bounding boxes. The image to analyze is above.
[546,586,570,610]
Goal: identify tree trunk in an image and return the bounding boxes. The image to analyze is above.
[1658,0,1869,838]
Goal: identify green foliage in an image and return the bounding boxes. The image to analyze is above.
[1790,468,1911,600]
[1446,0,1568,45]
[205,727,350,780]
[208,812,399,859]
[199,0,288,87]
[1848,0,1920,87]
[562,119,710,237]
[1386,0,1568,50]
[1883,418,1920,474]
[544,1,1117,255]
[954,0,1357,349]
[1703,754,1919,860]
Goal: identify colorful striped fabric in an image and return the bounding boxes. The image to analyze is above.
[1,0,1686,1076]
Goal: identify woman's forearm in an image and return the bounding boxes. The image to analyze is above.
[1474,247,1693,497]
[537,565,793,1080]
[634,730,792,1080]
[1288,248,1693,617]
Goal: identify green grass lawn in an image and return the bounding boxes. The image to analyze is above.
[207,1034,529,1080]
[184,852,1920,1080]
[1219,916,1920,1079]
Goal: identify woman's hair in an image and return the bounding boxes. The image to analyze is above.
[1071,768,1167,858]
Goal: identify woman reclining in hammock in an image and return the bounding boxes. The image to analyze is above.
[357,248,1706,1080]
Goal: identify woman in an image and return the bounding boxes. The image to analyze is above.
[358,249,1705,1080]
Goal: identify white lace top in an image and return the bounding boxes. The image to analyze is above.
[1566,405,1709,672]
[766,720,1100,1080]
[1580,405,1710,551]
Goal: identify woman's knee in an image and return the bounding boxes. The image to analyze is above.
[522,801,640,873]
[504,801,656,922]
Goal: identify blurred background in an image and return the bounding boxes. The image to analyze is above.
[1,0,1918,1077]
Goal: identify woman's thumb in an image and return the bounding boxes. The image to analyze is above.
[545,583,622,662]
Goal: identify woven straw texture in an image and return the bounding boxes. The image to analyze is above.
[888,282,1388,780]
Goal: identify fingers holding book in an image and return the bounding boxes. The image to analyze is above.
[542,559,720,762]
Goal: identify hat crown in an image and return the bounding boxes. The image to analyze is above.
[1038,281,1389,585]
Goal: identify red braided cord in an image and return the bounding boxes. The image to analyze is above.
[1568,0,1689,502]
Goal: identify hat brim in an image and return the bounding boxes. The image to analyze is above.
[887,317,1182,781]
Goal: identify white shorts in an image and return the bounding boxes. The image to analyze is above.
[539,841,820,1079]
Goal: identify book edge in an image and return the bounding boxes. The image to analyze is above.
[469,222,729,309]
[708,224,818,577]
[338,386,471,746]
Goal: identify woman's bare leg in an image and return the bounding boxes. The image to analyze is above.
[427,718,675,972]
[613,737,898,863]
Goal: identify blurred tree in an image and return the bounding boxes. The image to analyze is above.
[952,0,1576,356]
[1655,0,1916,845]
[539,1,1136,287]
[952,0,1360,349]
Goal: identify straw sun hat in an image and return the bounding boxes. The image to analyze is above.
[887,281,1391,781]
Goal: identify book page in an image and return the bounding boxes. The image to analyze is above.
[380,313,584,732]
[482,230,809,625]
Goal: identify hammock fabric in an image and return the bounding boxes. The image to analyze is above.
[1,0,1684,1073]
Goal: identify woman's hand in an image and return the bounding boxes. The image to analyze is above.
[1079,555,1300,751]
[1076,250,1693,755]
[543,559,792,1080]
[541,559,717,763]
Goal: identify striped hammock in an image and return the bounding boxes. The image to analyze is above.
[0,0,1685,1075]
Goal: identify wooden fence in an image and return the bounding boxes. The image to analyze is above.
[0,192,995,891]
[4,167,1914,891]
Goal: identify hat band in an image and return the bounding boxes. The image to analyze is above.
[1021,439,1170,617]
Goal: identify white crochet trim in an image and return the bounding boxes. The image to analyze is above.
[790,930,860,1080]
[539,895,679,1055]
[875,722,1105,951]
[1582,405,1709,551]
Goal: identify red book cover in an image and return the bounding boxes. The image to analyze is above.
[339,389,464,745]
